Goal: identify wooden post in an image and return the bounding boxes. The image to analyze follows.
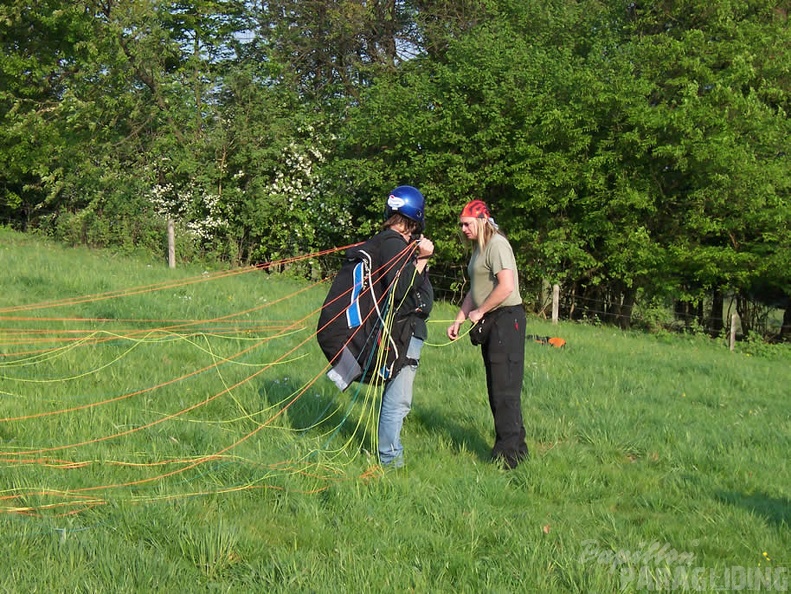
[729,313,737,351]
[167,218,176,269]
[552,284,560,324]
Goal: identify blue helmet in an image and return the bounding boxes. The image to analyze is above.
[385,185,425,230]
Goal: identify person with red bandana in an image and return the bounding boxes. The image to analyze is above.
[446,200,528,469]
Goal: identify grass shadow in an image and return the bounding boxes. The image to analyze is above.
[257,376,376,453]
[412,405,491,463]
[715,490,791,527]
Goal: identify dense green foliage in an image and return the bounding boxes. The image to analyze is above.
[1,1,789,335]
[0,230,789,592]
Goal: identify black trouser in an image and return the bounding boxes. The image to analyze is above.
[480,305,528,468]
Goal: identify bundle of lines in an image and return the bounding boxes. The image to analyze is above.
[0,244,416,517]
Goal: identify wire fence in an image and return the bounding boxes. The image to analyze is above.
[3,220,787,343]
[529,284,788,342]
[423,262,789,344]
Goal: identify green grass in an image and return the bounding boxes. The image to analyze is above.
[0,227,789,592]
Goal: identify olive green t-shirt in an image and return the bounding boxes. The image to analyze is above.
[468,233,522,310]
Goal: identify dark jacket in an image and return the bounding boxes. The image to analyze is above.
[317,229,433,388]
[378,229,434,340]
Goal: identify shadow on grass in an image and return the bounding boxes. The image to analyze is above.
[259,376,495,464]
[716,490,791,527]
[258,377,375,452]
[411,405,491,463]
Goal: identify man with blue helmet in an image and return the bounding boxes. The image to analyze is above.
[376,185,434,467]
[317,185,434,467]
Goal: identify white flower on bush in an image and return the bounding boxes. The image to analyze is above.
[148,180,228,242]
[185,192,227,240]
[149,182,187,218]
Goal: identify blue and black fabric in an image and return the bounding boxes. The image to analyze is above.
[317,229,432,391]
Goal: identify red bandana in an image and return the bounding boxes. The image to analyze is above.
[460,200,490,219]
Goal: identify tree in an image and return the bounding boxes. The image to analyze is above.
[333,0,790,332]
[622,0,791,331]
[1,0,788,340]
[0,1,97,229]
[247,0,413,103]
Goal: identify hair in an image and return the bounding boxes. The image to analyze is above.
[383,213,420,236]
[462,217,501,251]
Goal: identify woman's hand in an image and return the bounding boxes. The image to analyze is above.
[468,308,484,325]
[448,294,473,340]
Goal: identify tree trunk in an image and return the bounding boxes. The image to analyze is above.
[674,299,692,328]
[736,294,750,336]
[780,302,791,342]
[708,288,724,337]
[618,288,637,330]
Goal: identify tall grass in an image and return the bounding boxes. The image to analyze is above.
[0,227,789,592]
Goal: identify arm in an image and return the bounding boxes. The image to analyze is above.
[447,292,475,340]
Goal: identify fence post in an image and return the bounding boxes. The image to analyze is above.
[552,284,560,324]
[729,313,737,351]
[167,218,176,269]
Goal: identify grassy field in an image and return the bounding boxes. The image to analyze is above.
[1,227,789,593]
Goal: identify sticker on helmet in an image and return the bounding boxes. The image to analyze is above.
[387,195,405,210]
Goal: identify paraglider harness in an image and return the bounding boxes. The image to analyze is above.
[317,230,424,392]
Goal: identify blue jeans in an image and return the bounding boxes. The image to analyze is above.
[378,336,423,467]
